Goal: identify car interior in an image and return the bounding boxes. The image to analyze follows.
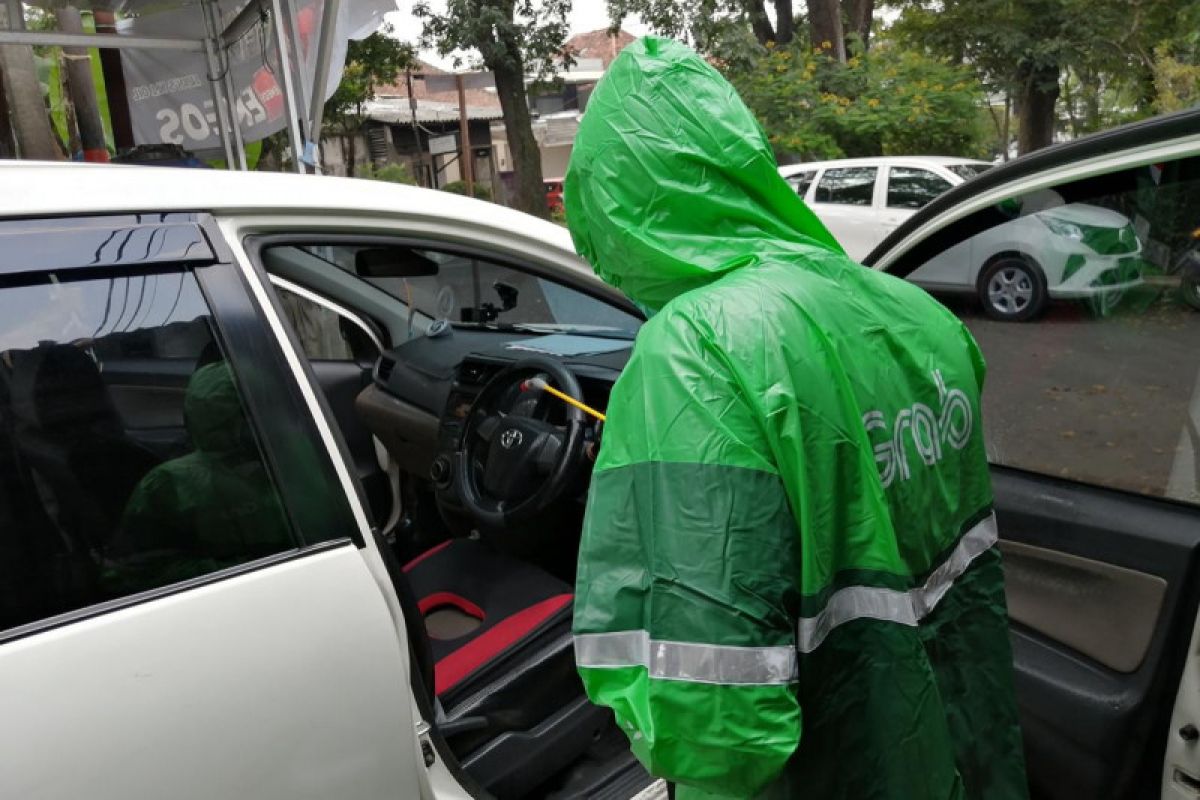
[256,240,647,799]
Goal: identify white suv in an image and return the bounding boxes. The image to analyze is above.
[781,156,1144,320]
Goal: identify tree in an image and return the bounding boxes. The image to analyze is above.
[607,1,875,60]
[414,0,572,219]
[726,37,986,161]
[885,0,1197,155]
[318,26,415,176]
[0,5,60,160]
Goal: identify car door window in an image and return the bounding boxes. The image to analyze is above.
[286,244,641,335]
[887,167,953,210]
[814,167,878,206]
[786,170,816,197]
[276,284,380,362]
[0,267,296,633]
[885,155,1200,506]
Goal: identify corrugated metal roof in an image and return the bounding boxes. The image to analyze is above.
[364,98,503,125]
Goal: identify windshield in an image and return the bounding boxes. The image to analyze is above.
[300,245,642,338]
[946,163,994,180]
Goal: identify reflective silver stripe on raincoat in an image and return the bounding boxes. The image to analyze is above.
[797,514,999,653]
[574,630,798,685]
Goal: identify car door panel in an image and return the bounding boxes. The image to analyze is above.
[993,468,1200,800]
[0,546,424,800]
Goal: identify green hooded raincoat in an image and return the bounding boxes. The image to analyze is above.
[566,37,1028,800]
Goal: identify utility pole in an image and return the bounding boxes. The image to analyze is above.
[93,9,133,151]
[455,72,473,195]
[54,6,108,161]
[405,69,426,187]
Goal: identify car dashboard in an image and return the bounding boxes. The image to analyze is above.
[360,327,631,524]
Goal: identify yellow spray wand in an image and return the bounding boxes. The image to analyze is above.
[522,376,607,422]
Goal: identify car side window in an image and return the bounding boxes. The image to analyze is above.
[887,154,1200,506]
[815,167,878,206]
[786,170,816,197]
[0,267,297,633]
[888,167,953,210]
[276,285,380,362]
[278,243,641,335]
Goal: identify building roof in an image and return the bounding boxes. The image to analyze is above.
[564,29,636,69]
[363,97,503,125]
[374,60,503,116]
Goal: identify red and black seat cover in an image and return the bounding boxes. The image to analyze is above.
[403,538,572,697]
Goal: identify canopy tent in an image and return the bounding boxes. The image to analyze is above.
[0,0,395,171]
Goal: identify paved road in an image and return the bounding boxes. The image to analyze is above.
[936,291,1200,505]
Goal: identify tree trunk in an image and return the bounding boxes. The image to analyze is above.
[748,1,776,45]
[0,59,16,158]
[842,0,874,53]
[491,59,546,218]
[774,0,794,46]
[55,7,108,161]
[807,0,846,63]
[0,7,61,160]
[1017,61,1060,155]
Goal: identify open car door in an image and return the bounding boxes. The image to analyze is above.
[866,109,1200,800]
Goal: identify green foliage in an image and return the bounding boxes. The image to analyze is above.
[359,162,418,184]
[885,0,1200,141]
[1153,44,1200,114]
[441,180,493,201]
[323,24,415,132]
[726,41,987,160]
[413,0,573,79]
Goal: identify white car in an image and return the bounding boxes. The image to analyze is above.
[2,105,1199,800]
[780,156,1144,320]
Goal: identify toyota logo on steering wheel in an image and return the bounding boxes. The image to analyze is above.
[500,428,524,449]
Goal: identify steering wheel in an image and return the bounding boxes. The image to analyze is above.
[454,356,588,528]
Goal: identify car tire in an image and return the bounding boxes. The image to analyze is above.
[1181,275,1200,312]
[978,255,1048,322]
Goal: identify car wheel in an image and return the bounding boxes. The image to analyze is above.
[1181,275,1200,312]
[978,255,1048,321]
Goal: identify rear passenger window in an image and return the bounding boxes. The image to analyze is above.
[888,167,953,210]
[815,167,878,206]
[786,170,816,197]
[0,268,296,633]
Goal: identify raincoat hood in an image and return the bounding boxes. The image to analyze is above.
[564,36,842,312]
[184,362,253,457]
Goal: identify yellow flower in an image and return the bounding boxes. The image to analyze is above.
[821,40,833,49]
[932,84,944,91]
[867,98,881,108]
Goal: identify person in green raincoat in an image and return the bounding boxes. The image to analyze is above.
[566,37,1028,800]
[103,360,291,595]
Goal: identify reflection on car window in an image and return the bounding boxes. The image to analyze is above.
[0,269,295,633]
[946,163,993,180]
[293,244,641,337]
[815,167,878,206]
[786,170,816,197]
[888,156,1200,506]
[887,167,953,210]
[277,287,379,362]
